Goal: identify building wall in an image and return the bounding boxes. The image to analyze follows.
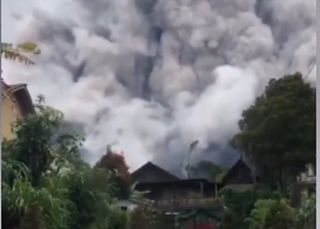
[1,88,21,140]
[173,186,205,199]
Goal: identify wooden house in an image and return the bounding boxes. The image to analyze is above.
[1,80,34,140]
[132,162,220,201]
[220,159,259,192]
[131,162,224,228]
[132,161,180,183]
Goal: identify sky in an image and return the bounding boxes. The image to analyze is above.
[2,0,316,175]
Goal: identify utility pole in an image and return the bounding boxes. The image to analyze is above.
[106,144,112,154]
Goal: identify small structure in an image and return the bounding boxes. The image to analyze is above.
[131,162,224,228]
[1,79,34,140]
[292,164,316,208]
[291,164,316,229]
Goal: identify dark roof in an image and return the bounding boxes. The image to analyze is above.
[131,162,180,183]
[221,159,255,185]
[8,83,35,115]
[9,83,27,92]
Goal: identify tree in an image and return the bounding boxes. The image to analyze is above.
[4,105,66,186]
[2,106,129,229]
[95,149,131,199]
[2,105,82,228]
[231,73,315,191]
[294,194,316,229]
[221,190,262,229]
[1,42,40,65]
[129,202,175,229]
[246,198,296,229]
[221,187,285,229]
[65,163,120,229]
[190,160,227,182]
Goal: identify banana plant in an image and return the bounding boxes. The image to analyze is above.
[128,182,149,204]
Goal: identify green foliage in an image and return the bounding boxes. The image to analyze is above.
[221,189,283,229]
[5,106,64,186]
[108,205,129,229]
[19,202,47,229]
[231,73,315,191]
[221,208,237,229]
[1,42,40,65]
[2,106,129,229]
[66,165,119,229]
[129,203,174,229]
[294,194,316,229]
[221,190,258,229]
[2,170,72,229]
[95,151,131,199]
[190,160,227,182]
[246,198,296,229]
[129,206,148,229]
[18,42,41,54]
[128,183,149,204]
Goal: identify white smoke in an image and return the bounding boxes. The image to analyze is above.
[3,0,316,174]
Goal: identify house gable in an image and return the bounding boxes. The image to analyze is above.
[131,162,180,183]
[9,84,35,115]
[1,80,34,140]
[222,159,254,186]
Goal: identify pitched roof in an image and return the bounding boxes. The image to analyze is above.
[221,159,255,185]
[7,83,34,115]
[8,83,27,92]
[131,162,180,183]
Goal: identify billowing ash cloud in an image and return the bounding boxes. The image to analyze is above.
[3,0,316,175]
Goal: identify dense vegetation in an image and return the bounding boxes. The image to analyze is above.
[231,72,315,191]
[2,72,316,229]
[2,105,130,229]
[224,72,316,229]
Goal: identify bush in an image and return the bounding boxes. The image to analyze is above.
[294,194,316,229]
[246,198,296,229]
[221,189,283,229]
[2,106,130,229]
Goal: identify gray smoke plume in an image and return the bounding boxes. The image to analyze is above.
[3,0,316,175]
